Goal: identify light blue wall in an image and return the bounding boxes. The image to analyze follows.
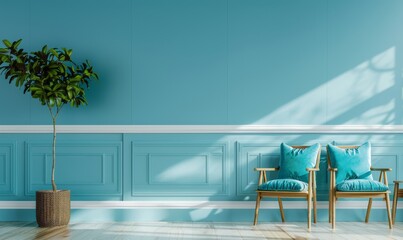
[1,0,403,222]
[1,0,403,124]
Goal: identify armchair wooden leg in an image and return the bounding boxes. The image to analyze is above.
[329,173,333,224]
[313,188,317,224]
[328,193,332,223]
[254,193,261,226]
[278,197,285,223]
[392,183,398,225]
[307,196,312,231]
[385,192,393,229]
[365,198,372,223]
[332,192,336,229]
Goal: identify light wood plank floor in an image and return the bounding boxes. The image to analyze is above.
[1,222,403,240]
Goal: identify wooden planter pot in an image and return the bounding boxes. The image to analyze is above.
[36,190,71,227]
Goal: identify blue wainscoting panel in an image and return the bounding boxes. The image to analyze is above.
[317,153,329,195]
[0,143,16,196]
[25,142,122,200]
[236,143,280,197]
[131,142,229,197]
[1,133,403,222]
[368,144,402,190]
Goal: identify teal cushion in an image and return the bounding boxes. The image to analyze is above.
[336,179,388,192]
[327,142,373,184]
[278,143,320,183]
[258,179,308,192]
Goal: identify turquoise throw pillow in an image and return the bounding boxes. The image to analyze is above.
[258,179,308,192]
[327,142,373,184]
[278,143,320,183]
[336,179,388,192]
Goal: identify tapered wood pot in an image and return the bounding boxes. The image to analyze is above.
[36,190,70,227]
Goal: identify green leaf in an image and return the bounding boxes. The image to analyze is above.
[50,48,59,57]
[29,86,42,91]
[53,84,61,90]
[48,98,55,107]
[1,55,9,62]
[13,39,22,48]
[3,40,12,48]
[56,98,62,107]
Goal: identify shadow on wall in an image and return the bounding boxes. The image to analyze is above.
[252,47,399,125]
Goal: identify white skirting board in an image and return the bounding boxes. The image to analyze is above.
[0,201,401,209]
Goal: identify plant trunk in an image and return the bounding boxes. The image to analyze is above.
[51,117,57,192]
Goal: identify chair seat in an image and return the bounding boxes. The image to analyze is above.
[336,179,389,192]
[258,179,308,192]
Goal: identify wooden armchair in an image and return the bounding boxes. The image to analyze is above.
[253,144,321,230]
[327,144,392,229]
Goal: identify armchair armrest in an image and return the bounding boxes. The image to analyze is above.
[371,167,391,185]
[328,167,338,172]
[307,168,319,190]
[255,167,279,185]
[254,167,279,171]
[370,167,391,171]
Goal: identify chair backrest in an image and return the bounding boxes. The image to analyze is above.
[278,144,321,182]
[290,145,321,169]
[326,143,373,184]
[326,145,358,168]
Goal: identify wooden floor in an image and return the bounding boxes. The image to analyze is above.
[1,222,403,240]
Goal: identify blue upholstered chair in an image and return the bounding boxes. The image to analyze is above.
[253,143,321,230]
[327,142,392,229]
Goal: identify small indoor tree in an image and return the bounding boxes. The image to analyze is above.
[0,39,98,227]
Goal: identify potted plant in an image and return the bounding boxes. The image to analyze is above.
[0,39,98,227]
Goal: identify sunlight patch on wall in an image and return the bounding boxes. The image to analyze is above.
[251,47,396,125]
[250,78,326,124]
[154,156,207,184]
[327,47,395,124]
[343,99,395,125]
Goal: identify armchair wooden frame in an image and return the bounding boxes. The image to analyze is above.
[253,145,321,230]
[392,180,403,224]
[327,145,393,229]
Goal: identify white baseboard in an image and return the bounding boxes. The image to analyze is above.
[0,201,400,209]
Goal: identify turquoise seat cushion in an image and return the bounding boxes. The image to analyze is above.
[327,142,373,184]
[278,143,320,183]
[336,179,388,192]
[258,179,308,192]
